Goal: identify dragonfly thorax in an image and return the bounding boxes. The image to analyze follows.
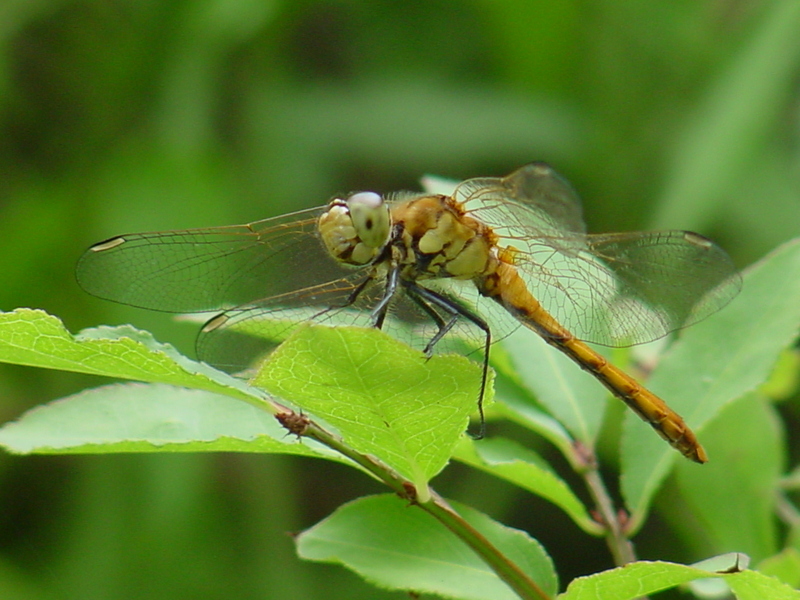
[318,192,391,266]
[391,194,497,282]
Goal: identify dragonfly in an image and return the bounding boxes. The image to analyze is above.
[76,163,741,463]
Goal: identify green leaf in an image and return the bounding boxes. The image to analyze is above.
[490,361,575,459]
[664,393,782,561]
[453,437,600,535]
[756,548,800,589]
[622,239,800,519]
[760,348,800,401]
[0,308,266,405]
[0,382,341,460]
[253,324,483,492]
[726,570,800,600]
[559,559,800,600]
[297,493,558,600]
[500,327,606,447]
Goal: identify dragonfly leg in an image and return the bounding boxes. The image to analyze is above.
[404,289,458,357]
[342,274,374,306]
[307,271,377,323]
[369,266,400,330]
[403,282,492,439]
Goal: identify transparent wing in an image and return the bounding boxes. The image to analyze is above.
[196,274,374,372]
[197,275,490,373]
[455,162,587,236]
[458,165,742,346]
[76,206,344,313]
[76,202,490,374]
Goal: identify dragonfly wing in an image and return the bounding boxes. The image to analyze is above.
[579,231,742,344]
[503,230,741,346]
[196,274,492,373]
[75,207,345,313]
[195,273,375,372]
[455,162,587,236]
[456,165,740,346]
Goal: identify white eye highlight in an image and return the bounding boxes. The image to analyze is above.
[346,192,390,249]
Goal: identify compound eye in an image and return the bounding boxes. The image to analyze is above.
[346,192,390,249]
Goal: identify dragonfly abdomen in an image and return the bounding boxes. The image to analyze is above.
[482,261,707,464]
[559,338,707,463]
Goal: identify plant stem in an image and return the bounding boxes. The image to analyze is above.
[277,408,552,600]
[424,490,551,600]
[578,452,637,566]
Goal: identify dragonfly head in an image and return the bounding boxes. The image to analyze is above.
[318,191,391,266]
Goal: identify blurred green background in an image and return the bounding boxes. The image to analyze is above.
[1,1,798,598]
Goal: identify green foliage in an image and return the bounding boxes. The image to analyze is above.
[2,0,800,598]
[560,558,798,600]
[297,494,557,600]
[622,239,800,519]
[254,325,482,493]
[1,238,799,598]
[453,437,601,536]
